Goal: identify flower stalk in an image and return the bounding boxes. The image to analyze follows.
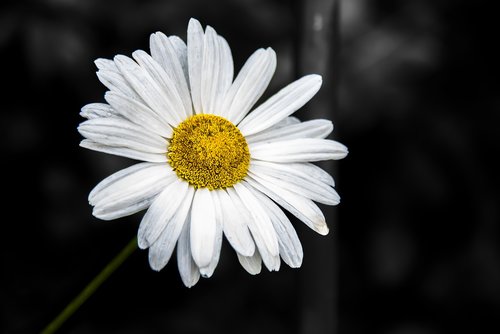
[41,237,138,334]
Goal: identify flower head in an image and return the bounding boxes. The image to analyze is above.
[79,18,348,287]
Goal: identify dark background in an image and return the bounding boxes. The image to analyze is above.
[2,0,498,333]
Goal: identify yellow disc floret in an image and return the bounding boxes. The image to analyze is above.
[167,114,250,190]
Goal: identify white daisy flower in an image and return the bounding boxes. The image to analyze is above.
[79,18,348,287]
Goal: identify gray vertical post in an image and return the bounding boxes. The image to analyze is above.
[297,1,340,334]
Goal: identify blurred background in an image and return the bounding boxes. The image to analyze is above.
[2,0,499,333]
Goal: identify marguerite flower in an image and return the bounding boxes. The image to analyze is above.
[79,18,348,287]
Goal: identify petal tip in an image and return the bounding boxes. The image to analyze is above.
[266,47,276,55]
[149,264,162,272]
[199,267,214,278]
[149,255,167,271]
[311,73,322,81]
[181,274,200,288]
[318,224,329,235]
[91,208,112,221]
[137,237,149,250]
[205,25,216,35]
[188,18,202,30]
[94,58,106,69]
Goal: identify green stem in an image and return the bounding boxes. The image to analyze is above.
[41,236,138,334]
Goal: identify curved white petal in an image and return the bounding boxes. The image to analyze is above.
[168,35,189,85]
[245,175,329,235]
[96,71,139,101]
[238,75,322,136]
[250,188,303,268]
[132,50,189,121]
[96,70,143,102]
[113,54,182,127]
[218,189,255,257]
[237,250,262,275]
[190,188,217,269]
[246,119,333,144]
[230,184,280,271]
[199,25,218,115]
[148,185,195,271]
[187,18,204,114]
[90,163,175,220]
[137,178,189,249]
[78,117,167,154]
[104,91,172,138]
[250,138,348,163]
[216,36,234,111]
[89,162,153,203]
[95,58,144,102]
[200,26,220,115]
[220,48,276,124]
[80,139,167,163]
[270,116,301,128]
[199,28,234,116]
[251,160,335,187]
[80,103,116,119]
[199,190,224,278]
[149,32,192,117]
[249,162,340,205]
[94,197,157,221]
[90,162,173,205]
[95,58,117,72]
[177,217,200,287]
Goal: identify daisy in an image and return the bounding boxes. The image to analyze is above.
[79,18,348,287]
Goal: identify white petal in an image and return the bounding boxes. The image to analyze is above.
[104,91,172,138]
[250,189,303,268]
[80,103,116,119]
[78,117,167,154]
[95,197,156,221]
[149,32,192,117]
[148,185,195,271]
[238,75,322,136]
[137,178,189,249]
[230,184,280,271]
[250,138,348,163]
[218,189,255,257]
[200,29,234,115]
[252,160,335,187]
[80,139,167,163]
[190,188,217,269]
[249,162,340,205]
[169,35,189,85]
[187,18,204,114]
[199,190,224,278]
[245,175,329,235]
[89,162,166,203]
[271,116,301,128]
[177,217,200,287]
[237,250,262,275]
[220,48,276,124]
[96,70,143,102]
[200,26,220,115]
[217,36,234,110]
[95,58,117,72]
[113,55,182,127]
[90,163,174,220]
[132,50,189,121]
[90,162,172,204]
[246,119,333,144]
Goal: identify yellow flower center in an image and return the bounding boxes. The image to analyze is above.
[167,114,250,190]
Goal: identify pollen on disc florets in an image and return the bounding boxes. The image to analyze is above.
[167,114,250,190]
